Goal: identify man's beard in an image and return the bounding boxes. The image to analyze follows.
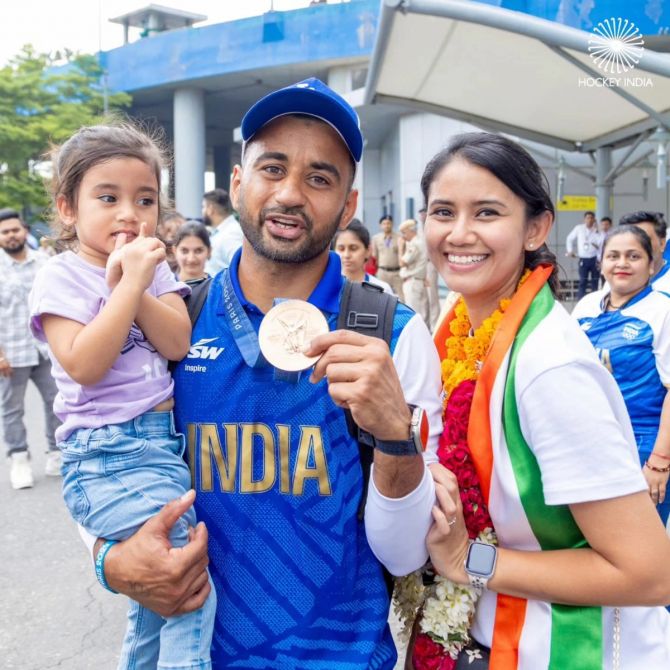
[238,202,344,265]
[1,239,26,255]
[202,214,212,228]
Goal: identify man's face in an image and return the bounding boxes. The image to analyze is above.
[231,115,357,265]
[0,218,27,255]
[634,221,666,272]
[380,218,393,234]
[201,200,212,228]
[600,218,612,234]
[584,213,596,228]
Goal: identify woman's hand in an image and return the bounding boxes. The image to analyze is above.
[426,463,470,584]
[643,457,670,505]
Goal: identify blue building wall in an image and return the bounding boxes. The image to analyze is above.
[102,1,670,95]
[475,1,670,34]
[104,0,379,93]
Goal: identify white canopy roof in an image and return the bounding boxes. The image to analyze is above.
[365,0,670,152]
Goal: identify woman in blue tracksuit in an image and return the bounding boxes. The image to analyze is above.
[573,225,670,526]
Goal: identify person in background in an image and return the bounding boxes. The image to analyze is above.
[203,188,243,275]
[22,221,39,250]
[0,208,61,489]
[572,225,670,526]
[157,211,185,275]
[618,211,670,296]
[174,221,211,286]
[334,219,394,294]
[566,210,600,299]
[39,236,58,258]
[371,215,404,299]
[419,206,441,330]
[398,218,429,324]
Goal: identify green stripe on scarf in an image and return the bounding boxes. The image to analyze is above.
[502,284,602,670]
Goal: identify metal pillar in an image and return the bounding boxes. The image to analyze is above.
[173,88,206,219]
[213,145,231,192]
[595,146,613,221]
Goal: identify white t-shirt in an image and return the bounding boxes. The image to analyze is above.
[205,214,244,275]
[364,273,395,295]
[470,301,669,669]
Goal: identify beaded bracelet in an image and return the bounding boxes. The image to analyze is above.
[650,451,670,461]
[95,540,119,594]
[644,460,670,473]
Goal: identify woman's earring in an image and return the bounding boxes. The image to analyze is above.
[527,243,534,250]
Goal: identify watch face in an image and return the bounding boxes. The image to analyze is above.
[419,408,429,450]
[467,542,497,576]
[411,407,429,452]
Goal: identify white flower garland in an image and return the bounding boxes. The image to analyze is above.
[393,528,497,660]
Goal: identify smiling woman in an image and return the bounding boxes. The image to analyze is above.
[401,132,670,670]
[573,225,670,527]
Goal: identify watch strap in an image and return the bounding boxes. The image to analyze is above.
[370,436,420,456]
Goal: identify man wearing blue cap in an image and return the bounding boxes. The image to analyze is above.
[94,79,442,669]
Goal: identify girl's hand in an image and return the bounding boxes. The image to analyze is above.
[106,232,127,289]
[643,459,670,506]
[426,463,470,584]
[120,222,166,291]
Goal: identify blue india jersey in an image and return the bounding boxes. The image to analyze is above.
[173,251,414,669]
[573,286,670,440]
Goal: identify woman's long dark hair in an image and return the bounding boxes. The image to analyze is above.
[420,132,559,296]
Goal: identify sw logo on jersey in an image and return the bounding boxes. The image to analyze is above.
[188,337,225,360]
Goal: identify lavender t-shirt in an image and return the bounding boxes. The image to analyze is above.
[30,251,190,442]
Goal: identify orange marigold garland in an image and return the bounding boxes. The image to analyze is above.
[393,270,530,670]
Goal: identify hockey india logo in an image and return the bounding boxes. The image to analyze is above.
[588,18,644,75]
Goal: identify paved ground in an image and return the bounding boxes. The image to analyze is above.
[1,383,408,669]
[0,383,127,669]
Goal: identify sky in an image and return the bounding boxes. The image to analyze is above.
[1,0,327,66]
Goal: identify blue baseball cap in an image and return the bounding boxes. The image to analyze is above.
[241,78,363,162]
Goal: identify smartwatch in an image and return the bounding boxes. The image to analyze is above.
[371,405,428,456]
[464,541,498,589]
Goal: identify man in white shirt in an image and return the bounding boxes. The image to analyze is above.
[566,210,600,299]
[0,209,61,489]
[202,188,243,275]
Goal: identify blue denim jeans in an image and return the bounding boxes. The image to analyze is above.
[60,411,215,670]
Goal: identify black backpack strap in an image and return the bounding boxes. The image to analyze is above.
[168,277,212,372]
[185,276,212,325]
[337,281,398,522]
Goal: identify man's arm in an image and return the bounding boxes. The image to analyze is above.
[306,314,442,574]
[0,347,11,377]
[566,225,579,256]
[98,491,211,616]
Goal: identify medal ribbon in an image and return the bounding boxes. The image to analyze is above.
[220,268,267,369]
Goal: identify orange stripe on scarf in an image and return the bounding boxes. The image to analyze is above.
[433,266,553,670]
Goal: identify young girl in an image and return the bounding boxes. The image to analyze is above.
[174,221,211,285]
[29,123,216,670]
